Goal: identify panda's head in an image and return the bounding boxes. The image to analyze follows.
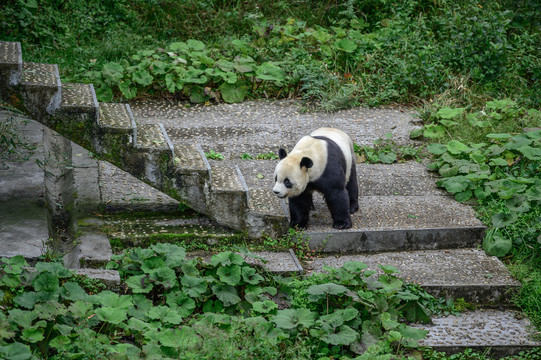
[272,148,313,199]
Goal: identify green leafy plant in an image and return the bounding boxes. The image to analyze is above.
[354,133,424,164]
[205,150,225,160]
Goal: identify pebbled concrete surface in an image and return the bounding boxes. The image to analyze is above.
[416,309,541,357]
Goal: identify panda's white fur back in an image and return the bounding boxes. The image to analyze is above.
[309,127,354,182]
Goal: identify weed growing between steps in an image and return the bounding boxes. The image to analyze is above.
[418,100,541,331]
[354,133,426,164]
[0,246,468,359]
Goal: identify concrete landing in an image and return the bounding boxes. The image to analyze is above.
[416,309,541,357]
[308,249,520,304]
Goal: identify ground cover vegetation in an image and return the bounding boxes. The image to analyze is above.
[1,0,541,358]
[0,247,448,359]
[1,0,539,109]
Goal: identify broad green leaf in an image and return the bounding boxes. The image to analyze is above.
[506,195,530,213]
[518,146,541,160]
[343,261,368,273]
[483,234,512,257]
[272,308,315,329]
[378,151,397,164]
[489,158,508,166]
[13,292,37,309]
[409,128,424,139]
[438,176,469,194]
[491,212,516,228]
[49,335,71,351]
[400,325,428,340]
[381,312,400,330]
[335,38,357,53]
[255,62,285,83]
[486,99,516,110]
[217,265,242,286]
[147,305,183,324]
[242,266,264,285]
[525,181,541,201]
[307,283,348,301]
[93,291,133,309]
[151,243,186,267]
[60,282,86,301]
[149,266,178,289]
[8,309,37,328]
[181,275,208,298]
[436,107,465,119]
[401,301,431,324]
[159,327,198,348]
[211,284,241,307]
[427,143,447,155]
[33,272,59,300]
[210,252,244,266]
[215,59,235,72]
[166,292,196,318]
[469,152,486,164]
[423,125,445,139]
[186,39,206,51]
[455,190,473,202]
[126,275,153,293]
[102,62,124,83]
[322,325,359,345]
[95,307,127,324]
[379,265,399,274]
[486,133,512,139]
[119,79,137,99]
[141,257,166,274]
[439,119,458,127]
[35,262,72,278]
[252,300,278,314]
[439,165,458,178]
[220,82,248,103]
[0,342,32,360]
[21,327,44,343]
[377,276,403,294]
[446,140,471,155]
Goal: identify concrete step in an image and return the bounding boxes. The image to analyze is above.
[416,309,541,357]
[0,41,22,98]
[19,62,62,118]
[208,162,248,230]
[173,143,210,214]
[98,102,136,134]
[308,249,520,304]
[236,160,288,238]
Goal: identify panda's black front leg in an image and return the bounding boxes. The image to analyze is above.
[288,190,313,229]
[324,188,352,229]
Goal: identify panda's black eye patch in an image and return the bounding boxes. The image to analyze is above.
[275,175,277,182]
[284,178,292,188]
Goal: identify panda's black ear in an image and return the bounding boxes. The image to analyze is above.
[278,148,287,160]
[300,157,313,169]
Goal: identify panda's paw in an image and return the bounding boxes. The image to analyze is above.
[333,221,352,230]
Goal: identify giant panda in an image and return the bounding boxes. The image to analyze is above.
[272,127,359,229]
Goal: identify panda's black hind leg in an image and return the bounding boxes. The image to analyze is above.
[324,189,352,230]
[288,191,312,229]
[347,162,359,214]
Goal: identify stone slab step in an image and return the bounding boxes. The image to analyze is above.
[21,62,60,88]
[208,162,248,230]
[98,102,136,134]
[136,123,172,153]
[0,41,22,71]
[415,309,541,357]
[308,249,520,304]
[60,83,99,114]
[174,143,210,173]
[307,194,485,252]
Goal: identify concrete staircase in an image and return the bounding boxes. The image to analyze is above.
[1,40,540,357]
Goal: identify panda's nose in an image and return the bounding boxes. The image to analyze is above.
[273,190,280,194]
